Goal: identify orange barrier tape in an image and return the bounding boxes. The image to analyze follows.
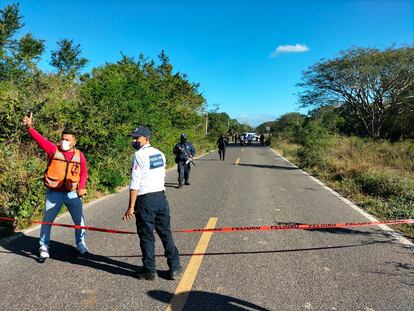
[0,217,412,234]
[173,219,413,233]
[0,217,135,234]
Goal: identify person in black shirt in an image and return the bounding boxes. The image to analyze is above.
[216,134,227,161]
[173,133,196,188]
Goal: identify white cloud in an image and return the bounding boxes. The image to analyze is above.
[269,44,310,57]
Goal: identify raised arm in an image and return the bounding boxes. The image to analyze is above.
[22,113,56,157]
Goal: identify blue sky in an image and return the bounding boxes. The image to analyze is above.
[4,0,414,126]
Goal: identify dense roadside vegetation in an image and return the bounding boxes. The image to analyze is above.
[257,46,414,238]
[0,4,244,235]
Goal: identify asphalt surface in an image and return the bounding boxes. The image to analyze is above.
[0,143,413,311]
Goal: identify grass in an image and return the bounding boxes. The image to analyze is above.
[272,136,414,239]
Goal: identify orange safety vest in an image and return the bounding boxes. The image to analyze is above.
[44,149,81,191]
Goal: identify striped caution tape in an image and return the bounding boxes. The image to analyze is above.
[0,217,412,234]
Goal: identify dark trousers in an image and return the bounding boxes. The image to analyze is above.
[218,148,226,160]
[177,161,190,182]
[135,191,180,273]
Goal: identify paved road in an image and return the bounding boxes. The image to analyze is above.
[1,144,413,311]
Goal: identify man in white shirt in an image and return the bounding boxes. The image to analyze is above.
[123,126,181,281]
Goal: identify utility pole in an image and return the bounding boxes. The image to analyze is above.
[205,112,208,136]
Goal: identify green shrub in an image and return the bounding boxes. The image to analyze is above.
[355,172,412,198]
[97,168,127,191]
[297,120,333,169]
[366,195,414,220]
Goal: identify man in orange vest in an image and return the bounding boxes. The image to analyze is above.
[22,113,89,260]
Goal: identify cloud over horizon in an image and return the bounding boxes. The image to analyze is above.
[269,44,310,57]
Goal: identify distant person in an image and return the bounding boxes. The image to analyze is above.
[22,113,89,260]
[234,134,238,144]
[260,134,265,145]
[173,133,196,188]
[216,134,228,161]
[240,134,245,146]
[123,126,181,280]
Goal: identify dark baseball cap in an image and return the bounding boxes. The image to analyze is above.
[130,126,151,138]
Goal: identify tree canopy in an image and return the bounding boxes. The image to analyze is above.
[297,47,414,138]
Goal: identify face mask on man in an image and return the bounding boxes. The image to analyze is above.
[132,141,142,150]
[61,140,71,151]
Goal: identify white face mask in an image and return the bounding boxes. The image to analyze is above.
[61,140,71,151]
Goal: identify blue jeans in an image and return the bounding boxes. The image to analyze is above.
[135,191,180,273]
[39,189,86,249]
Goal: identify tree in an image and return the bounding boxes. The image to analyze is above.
[15,33,45,63]
[256,121,277,134]
[50,39,88,78]
[0,3,23,57]
[297,47,414,138]
[207,112,230,138]
[277,112,305,131]
[382,89,414,140]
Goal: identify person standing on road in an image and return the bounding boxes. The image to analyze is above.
[216,134,227,161]
[123,126,182,281]
[240,134,245,146]
[22,113,89,259]
[260,134,265,145]
[173,133,196,188]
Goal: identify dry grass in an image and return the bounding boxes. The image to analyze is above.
[327,136,414,179]
[272,136,414,239]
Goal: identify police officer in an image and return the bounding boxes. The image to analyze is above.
[173,133,196,188]
[123,126,182,281]
[260,134,265,145]
[216,134,227,161]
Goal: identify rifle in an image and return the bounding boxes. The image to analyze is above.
[180,147,196,167]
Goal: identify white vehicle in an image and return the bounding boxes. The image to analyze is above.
[243,132,259,142]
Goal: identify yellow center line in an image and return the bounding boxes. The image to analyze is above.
[166,217,218,311]
[235,158,240,166]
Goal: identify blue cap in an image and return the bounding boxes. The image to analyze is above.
[180,133,187,139]
[130,126,151,138]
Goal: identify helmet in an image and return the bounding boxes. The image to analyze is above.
[180,133,187,143]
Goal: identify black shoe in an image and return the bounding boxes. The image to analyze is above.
[135,270,157,281]
[178,182,183,188]
[169,266,183,280]
[184,181,190,185]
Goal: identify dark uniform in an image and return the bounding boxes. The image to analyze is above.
[127,126,181,280]
[260,134,265,145]
[216,135,227,161]
[173,133,196,187]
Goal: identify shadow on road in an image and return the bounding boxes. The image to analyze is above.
[0,234,139,277]
[165,182,180,189]
[304,227,376,236]
[105,240,387,259]
[236,163,298,170]
[148,289,270,311]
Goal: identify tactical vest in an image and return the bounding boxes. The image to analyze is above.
[44,149,81,191]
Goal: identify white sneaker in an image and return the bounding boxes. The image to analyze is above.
[77,243,89,255]
[39,245,49,259]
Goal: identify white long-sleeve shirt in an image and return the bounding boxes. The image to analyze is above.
[129,144,166,195]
